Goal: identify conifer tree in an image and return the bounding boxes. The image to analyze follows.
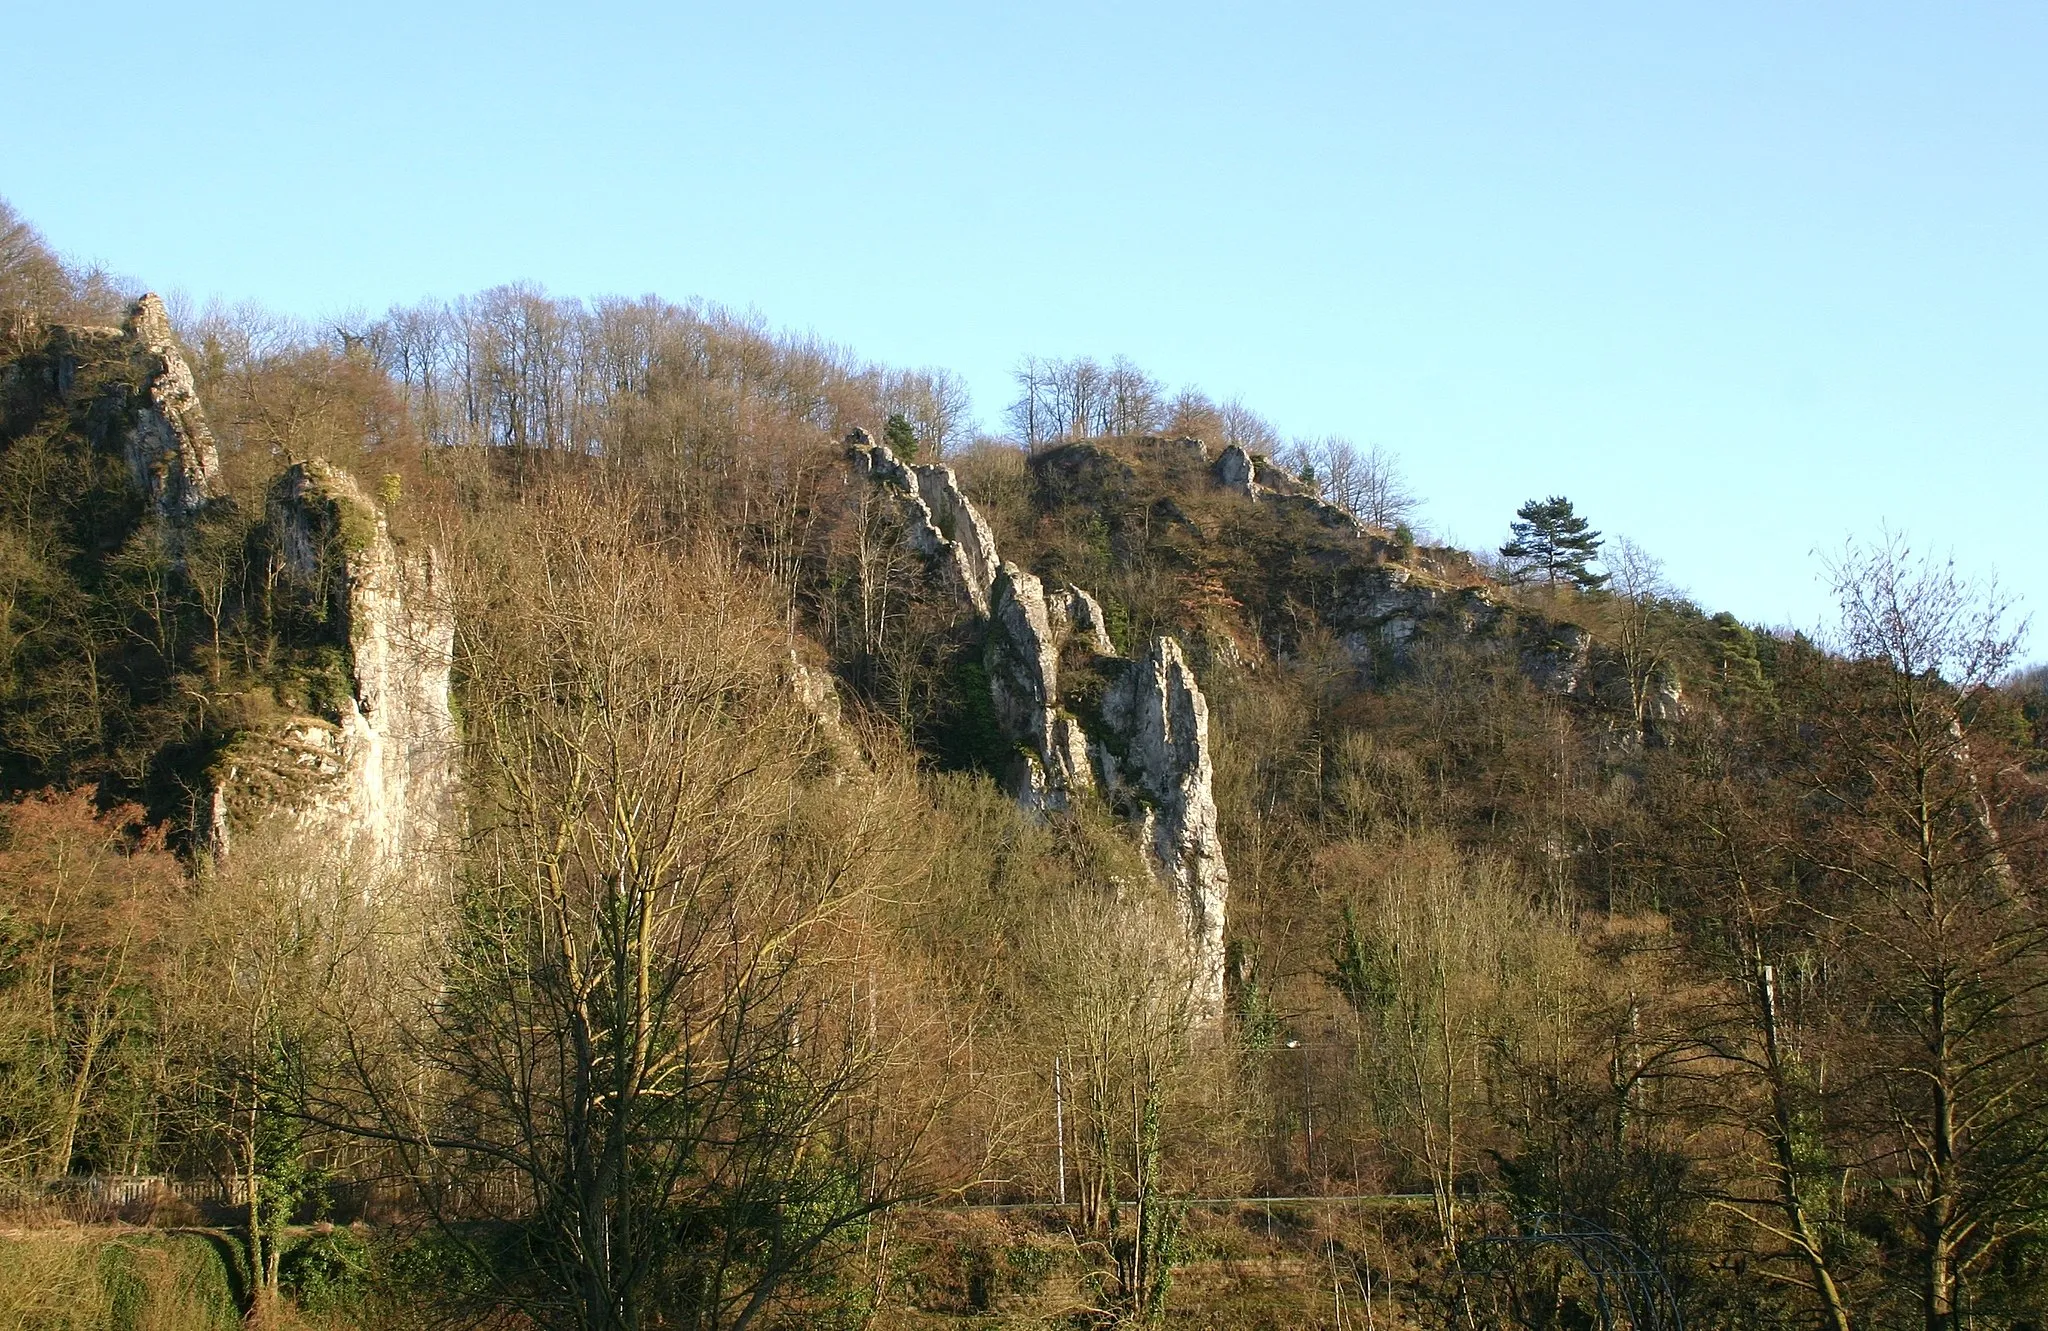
[1500,495,1609,590]
[884,411,919,460]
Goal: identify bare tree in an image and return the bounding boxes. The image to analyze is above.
[164,823,377,1323]
[882,366,973,458]
[1216,397,1279,453]
[1605,536,1679,734]
[1006,356,1054,449]
[1162,388,1222,443]
[1665,767,1859,1331]
[1048,357,1103,443]
[318,492,925,1331]
[1285,437,1417,530]
[1329,833,1580,1253]
[0,790,181,1181]
[0,197,68,344]
[1029,890,1194,1322]
[1101,356,1164,436]
[1807,534,2044,1331]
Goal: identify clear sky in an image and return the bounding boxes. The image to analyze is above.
[4,2,2042,649]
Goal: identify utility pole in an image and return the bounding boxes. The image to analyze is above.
[1054,1054,1067,1205]
[1288,1037,1312,1182]
[1304,1049,1314,1183]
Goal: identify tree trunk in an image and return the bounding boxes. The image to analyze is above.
[1757,963,1853,1331]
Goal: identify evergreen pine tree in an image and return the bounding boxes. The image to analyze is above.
[1500,495,1609,590]
[884,411,919,460]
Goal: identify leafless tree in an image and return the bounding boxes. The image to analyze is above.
[1028,890,1194,1321]
[0,198,67,343]
[1284,436,1417,530]
[1216,396,1279,453]
[1100,356,1164,436]
[1163,388,1223,442]
[1605,536,1679,734]
[1806,534,2044,1331]
[314,493,927,1330]
[1005,355,1054,449]
[882,366,974,458]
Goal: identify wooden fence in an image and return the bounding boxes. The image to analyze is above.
[0,1173,530,1224]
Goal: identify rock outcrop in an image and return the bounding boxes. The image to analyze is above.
[8,298,460,868]
[783,647,862,771]
[120,295,220,520]
[213,461,457,876]
[848,436,998,615]
[1097,639,1230,1004]
[1050,585,1116,657]
[849,432,1231,1008]
[914,464,1002,608]
[986,564,1097,813]
[1322,560,1599,696]
[1215,443,1259,498]
[1213,441,1370,537]
[3,294,221,523]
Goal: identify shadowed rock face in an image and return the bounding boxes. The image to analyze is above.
[1215,443,1258,498]
[1041,437,1619,705]
[850,435,1232,1010]
[5,294,221,522]
[782,648,861,773]
[1050,585,1116,657]
[10,296,459,868]
[214,461,457,876]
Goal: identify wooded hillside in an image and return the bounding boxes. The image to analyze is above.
[3,196,2046,1331]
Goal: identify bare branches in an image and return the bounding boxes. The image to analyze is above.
[1281,436,1417,531]
[1825,531,2025,693]
[309,488,937,1329]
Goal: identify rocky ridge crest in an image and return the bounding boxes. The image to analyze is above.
[1038,436,1607,698]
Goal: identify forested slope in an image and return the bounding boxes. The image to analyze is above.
[3,196,2048,1331]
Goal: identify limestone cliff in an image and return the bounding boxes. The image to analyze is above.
[1034,436,1617,703]
[849,432,1232,1007]
[783,647,862,772]
[914,462,1002,608]
[119,295,220,520]
[2,293,221,522]
[212,461,458,875]
[985,563,1099,814]
[848,433,998,616]
[1097,638,1230,1005]
[1323,560,1593,690]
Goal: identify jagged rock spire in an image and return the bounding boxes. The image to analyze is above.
[120,293,219,519]
[849,431,1231,1010]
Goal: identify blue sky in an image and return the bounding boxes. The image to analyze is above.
[4,2,2042,650]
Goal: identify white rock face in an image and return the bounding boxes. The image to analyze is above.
[851,436,1232,1007]
[121,295,220,519]
[914,463,1001,606]
[1211,438,1376,539]
[848,440,994,615]
[988,564,1094,811]
[1215,444,1259,499]
[222,461,457,877]
[783,647,860,770]
[1099,638,1230,1009]
[1050,586,1116,656]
